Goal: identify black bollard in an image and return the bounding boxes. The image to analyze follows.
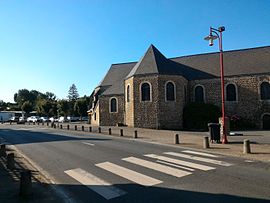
[175,134,180,144]
[20,170,32,196]
[60,124,62,129]
[134,130,138,138]
[98,127,101,133]
[75,125,77,131]
[120,129,123,136]
[7,153,15,170]
[89,126,92,132]
[82,126,84,131]
[67,125,70,130]
[108,128,111,135]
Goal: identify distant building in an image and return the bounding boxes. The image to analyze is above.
[88,45,270,130]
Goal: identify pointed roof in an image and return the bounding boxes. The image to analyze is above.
[126,44,215,80]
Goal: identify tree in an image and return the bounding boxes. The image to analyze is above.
[36,99,56,117]
[67,84,79,101]
[74,98,88,120]
[21,101,33,116]
[57,99,70,117]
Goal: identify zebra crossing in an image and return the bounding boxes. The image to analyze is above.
[64,150,232,200]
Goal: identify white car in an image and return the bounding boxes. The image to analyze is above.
[27,116,40,122]
[58,116,68,123]
[40,117,49,122]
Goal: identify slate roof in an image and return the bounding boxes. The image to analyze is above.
[126,44,215,79]
[96,45,270,96]
[171,46,270,77]
[98,62,135,95]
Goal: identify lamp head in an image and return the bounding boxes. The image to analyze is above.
[204,34,218,46]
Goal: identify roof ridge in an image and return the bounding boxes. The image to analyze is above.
[170,45,270,60]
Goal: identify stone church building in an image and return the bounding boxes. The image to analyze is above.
[88,45,270,130]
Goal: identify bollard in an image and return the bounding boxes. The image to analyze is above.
[108,128,111,135]
[42,122,44,126]
[60,124,62,129]
[243,139,251,154]
[134,130,138,138]
[7,153,15,170]
[20,170,32,196]
[0,144,6,157]
[54,124,56,128]
[75,125,77,131]
[33,122,35,125]
[175,134,180,144]
[98,127,101,133]
[203,136,210,149]
[47,122,49,126]
[37,122,39,126]
[10,121,12,125]
[89,126,92,132]
[82,126,84,131]
[28,122,30,125]
[67,125,70,130]
[120,129,123,136]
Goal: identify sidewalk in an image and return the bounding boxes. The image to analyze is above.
[52,122,270,163]
[0,141,64,203]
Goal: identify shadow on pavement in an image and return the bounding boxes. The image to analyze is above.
[0,128,111,146]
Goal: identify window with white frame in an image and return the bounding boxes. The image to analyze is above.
[126,85,130,102]
[194,85,205,102]
[110,98,117,113]
[141,82,151,101]
[165,81,175,101]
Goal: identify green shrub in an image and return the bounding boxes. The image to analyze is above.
[183,102,221,131]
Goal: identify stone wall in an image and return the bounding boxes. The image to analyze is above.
[157,75,188,129]
[132,75,159,129]
[189,74,270,128]
[98,95,125,126]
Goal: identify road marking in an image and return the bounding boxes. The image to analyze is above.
[64,168,126,200]
[96,162,162,186]
[182,150,219,158]
[82,142,95,146]
[122,157,192,178]
[144,154,215,171]
[164,152,232,167]
[156,160,195,171]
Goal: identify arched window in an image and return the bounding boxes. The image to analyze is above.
[126,85,130,102]
[141,82,151,101]
[226,84,237,101]
[166,82,175,101]
[262,114,270,130]
[194,85,204,102]
[110,98,117,113]
[260,82,270,100]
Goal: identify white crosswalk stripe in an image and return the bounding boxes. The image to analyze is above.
[122,156,192,178]
[96,162,162,186]
[144,154,216,171]
[64,150,233,199]
[64,168,126,200]
[182,150,219,158]
[164,152,233,167]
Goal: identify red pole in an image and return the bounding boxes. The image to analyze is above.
[219,31,228,144]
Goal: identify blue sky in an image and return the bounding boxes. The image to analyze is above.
[0,0,269,102]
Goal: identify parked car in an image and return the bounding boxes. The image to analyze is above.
[49,117,58,123]
[9,116,19,123]
[40,117,49,122]
[27,116,40,123]
[18,116,26,124]
[58,116,68,123]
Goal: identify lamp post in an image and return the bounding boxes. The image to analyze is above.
[204,26,228,144]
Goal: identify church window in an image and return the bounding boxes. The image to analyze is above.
[127,85,130,102]
[110,97,117,113]
[141,82,151,101]
[165,81,175,101]
[194,85,205,102]
[260,82,270,100]
[226,83,237,101]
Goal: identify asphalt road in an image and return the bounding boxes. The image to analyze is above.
[0,124,270,203]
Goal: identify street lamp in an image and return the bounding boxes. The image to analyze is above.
[204,26,228,144]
